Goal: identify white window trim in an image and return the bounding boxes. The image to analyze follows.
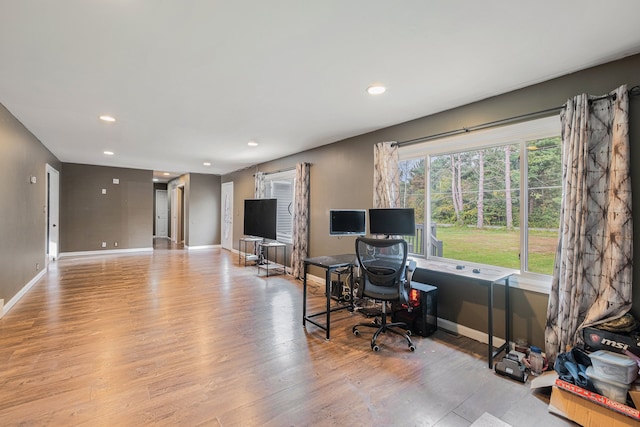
[263,169,296,244]
[400,115,560,295]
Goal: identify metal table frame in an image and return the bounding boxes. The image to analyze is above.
[416,261,516,368]
[302,254,355,340]
[257,241,287,276]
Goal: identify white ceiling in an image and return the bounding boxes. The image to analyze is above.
[2,1,640,180]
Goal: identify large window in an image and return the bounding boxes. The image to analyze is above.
[263,170,295,244]
[399,116,561,277]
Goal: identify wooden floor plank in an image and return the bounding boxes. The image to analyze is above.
[0,244,571,426]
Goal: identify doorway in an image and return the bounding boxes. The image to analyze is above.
[171,185,185,244]
[221,182,234,250]
[46,164,60,263]
[155,189,168,237]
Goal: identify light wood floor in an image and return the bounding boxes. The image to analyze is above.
[0,243,573,426]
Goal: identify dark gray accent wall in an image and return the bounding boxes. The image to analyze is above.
[223,53,640,348]
[60,164,153,252]
[0,102,61,308]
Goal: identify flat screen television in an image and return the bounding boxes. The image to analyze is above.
[244,199,277,240]
[329,209,366,236]
[369,208,416,236]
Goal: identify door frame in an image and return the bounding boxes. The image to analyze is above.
[171,184,186,244]
[155,189,169,238]
[221,181,234,250]
[45,164,60,264]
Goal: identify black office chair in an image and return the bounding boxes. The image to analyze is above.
[353,236,415,352]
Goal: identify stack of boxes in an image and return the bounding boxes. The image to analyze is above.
[586,350,639,404]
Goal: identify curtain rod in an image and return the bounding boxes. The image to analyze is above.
[395,85,640,148]
[253,166,296,177]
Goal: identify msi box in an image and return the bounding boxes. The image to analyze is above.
[583,327,640,357]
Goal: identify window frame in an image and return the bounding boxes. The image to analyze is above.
[399,115,561,293]
[262,169,296,244]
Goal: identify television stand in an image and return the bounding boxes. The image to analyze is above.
[257,241,286,276]
[239,236,263,266]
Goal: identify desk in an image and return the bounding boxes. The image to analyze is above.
[414,261,516,368]
[303,254,355,339]
[257,241,286,276]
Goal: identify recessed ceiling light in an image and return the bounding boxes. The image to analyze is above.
[367,85,386,95]
[163,172,170,176]
[104,151,114,156]
[99,115,116,122]
[248,141,259,147]
[203,162,211,166]
[152,178,159,182]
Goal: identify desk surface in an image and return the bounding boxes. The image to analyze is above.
[418,260,517,283]
[304,254,355,269]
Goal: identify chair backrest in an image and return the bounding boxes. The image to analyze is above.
[355,236,408,302]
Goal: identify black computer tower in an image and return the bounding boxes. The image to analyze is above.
[392,284,437,337]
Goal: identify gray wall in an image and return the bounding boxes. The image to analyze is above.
[60,164,153,252]
[223,53,640,348]
[188,173,221,247]
[0,102,61,310]
[167,173,221,247]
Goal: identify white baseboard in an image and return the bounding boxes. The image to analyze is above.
[58,247,153,258]
[186,244,221,250]
[0,269,46,319]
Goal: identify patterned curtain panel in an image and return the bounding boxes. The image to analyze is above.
[545,85,632,363]
[291,162,310,279]
[373,142,400,208]
[254,171,265,198]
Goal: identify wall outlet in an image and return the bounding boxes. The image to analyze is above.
[101,188,107,195]
[101,242,107,248]
[114,242,118,247]
[36,263,40,270]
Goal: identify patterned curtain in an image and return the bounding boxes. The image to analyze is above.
[291,162,310,279]
[545,85,632,363]
[254,171,265,198]
[373,142,400,208]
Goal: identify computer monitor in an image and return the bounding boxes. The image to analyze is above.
[329,209,366,236]
[369,208,416,236]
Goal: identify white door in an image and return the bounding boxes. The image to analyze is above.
[46,164,60,262]
[155,190,168,237]
[221,182,234,250]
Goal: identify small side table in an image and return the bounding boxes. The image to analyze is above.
[239,236,263,266]
[257,241,286,276]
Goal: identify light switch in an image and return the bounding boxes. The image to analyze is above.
[102,188,107,195]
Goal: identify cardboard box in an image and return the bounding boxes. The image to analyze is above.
[583,327,640,356]
[550,379,640,426]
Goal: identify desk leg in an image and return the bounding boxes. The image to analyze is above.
[505,277,511,355]
[303,263,308,327]
[487,281,494,369]
[349,265,354,312]
[325,268,331,340]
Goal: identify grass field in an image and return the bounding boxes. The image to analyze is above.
[434,226,558,275]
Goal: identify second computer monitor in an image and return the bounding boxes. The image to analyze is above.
[369,208,415,236]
